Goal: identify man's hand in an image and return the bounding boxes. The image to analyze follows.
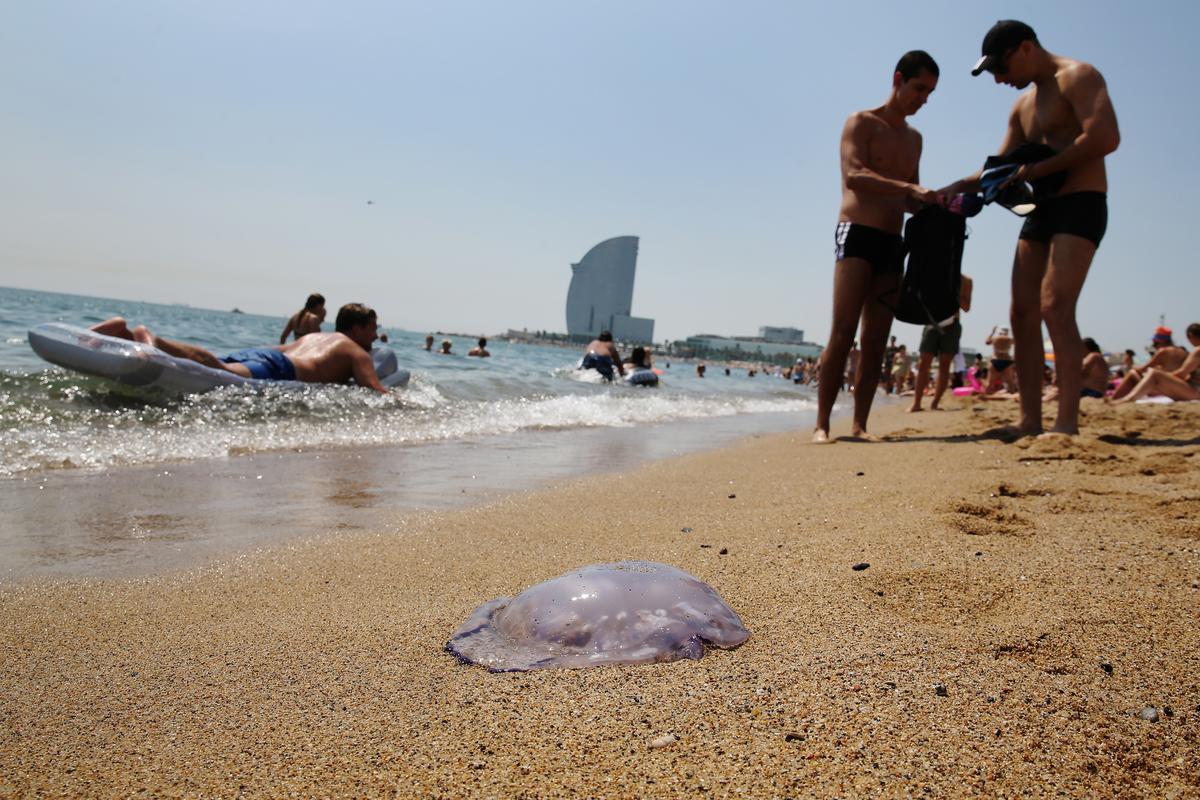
[908,184,939,206]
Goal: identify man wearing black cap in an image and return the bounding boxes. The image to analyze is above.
[813,50,940,443]
[939,20,1120,437]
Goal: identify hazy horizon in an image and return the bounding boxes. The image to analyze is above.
[4,1,1195,353]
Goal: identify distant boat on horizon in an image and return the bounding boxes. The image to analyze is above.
[230,308,244,314]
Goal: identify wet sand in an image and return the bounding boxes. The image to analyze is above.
[2,398,1198,797]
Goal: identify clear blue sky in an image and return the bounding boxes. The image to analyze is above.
[2,1,1195,354]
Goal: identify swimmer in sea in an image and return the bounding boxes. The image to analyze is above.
[468,337,491,357]
[580,330,625,381]
[279,293,326,344]
[91,303,390,393]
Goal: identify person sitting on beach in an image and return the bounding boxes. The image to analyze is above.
[1080,338,1111,398]
[1109,327,1188,400]
[279,293,326,344]
[92,303,390,393]
[1111,323,1200,405]
[1120,349,1135,376]
[468,337,490,357]
[423,335,435,351]
[1044,337,1110,401]
[580,331,625,380]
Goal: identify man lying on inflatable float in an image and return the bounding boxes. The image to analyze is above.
[91,302,393,393]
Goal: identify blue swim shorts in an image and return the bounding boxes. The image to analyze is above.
[580,352,615,381]
[221,348,297,381]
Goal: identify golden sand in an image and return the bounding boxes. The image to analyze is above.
[2,399,1198,797]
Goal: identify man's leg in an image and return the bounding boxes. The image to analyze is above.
[90,318,134,340]
[930,353,954,409]
[1010,240,1051,434]
[1111,368,1200,404]
[1041,234,1096,434]
[131,326,246,375]
[815,259,872,441]
[908,352,935,411]
[850,271,899,436]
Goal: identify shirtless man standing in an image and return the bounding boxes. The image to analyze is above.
[93,302,389,393]
[939,20,1120,436]
[813,50,940,443]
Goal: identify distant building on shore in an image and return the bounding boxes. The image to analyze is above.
[682,326,823,362]
[565,236,655,344]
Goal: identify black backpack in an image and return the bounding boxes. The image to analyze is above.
[892,205,966,327]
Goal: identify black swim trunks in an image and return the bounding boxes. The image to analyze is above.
[1019,191,1108,248]
[834,222,904,275]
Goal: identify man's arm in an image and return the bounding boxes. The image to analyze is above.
[349,347,389,394]
[938,100,1030,197]
[841,114,937,204]
[1021,65,1120,183]
[959,275,974,312]
[1170,349,1200,380]
[608,344,625,376]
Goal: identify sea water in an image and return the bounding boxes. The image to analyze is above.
[0,286,820,478]
[0,286,836,579]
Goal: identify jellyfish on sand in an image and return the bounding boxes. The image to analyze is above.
[446,561,750,672]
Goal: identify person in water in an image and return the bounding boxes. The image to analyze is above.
[939,20,1120,436]
[624,346,651,370]
[468,337,490,357]
[279,293,326,344]
[814,50,940,443]
[580,331,624,380]
[91,302,390,393]
[423,334,435,351]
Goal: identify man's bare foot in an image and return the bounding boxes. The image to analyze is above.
[131,325,156,346]
[845,431,880,442]
[906,405,923,413]
[1041,425,1078,439]
[90,317,134,340]
[982,423,1041,441]
[812,429,832,444]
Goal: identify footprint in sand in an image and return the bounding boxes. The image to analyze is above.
[945,501,1034,537]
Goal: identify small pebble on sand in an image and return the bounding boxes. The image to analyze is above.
[852,562,869,571]
[648,734,677,749]
[1139,706,1159,722]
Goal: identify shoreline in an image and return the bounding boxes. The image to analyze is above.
[0,405,825,583]
[2,398,1197,796]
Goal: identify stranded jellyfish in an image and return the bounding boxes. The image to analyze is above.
[445,561,750,672]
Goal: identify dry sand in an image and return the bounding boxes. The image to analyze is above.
[2,398,1198,797]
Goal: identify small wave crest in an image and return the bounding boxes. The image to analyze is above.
[0,367,815,477]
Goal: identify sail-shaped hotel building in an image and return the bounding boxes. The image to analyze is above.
[564,236,655,343]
